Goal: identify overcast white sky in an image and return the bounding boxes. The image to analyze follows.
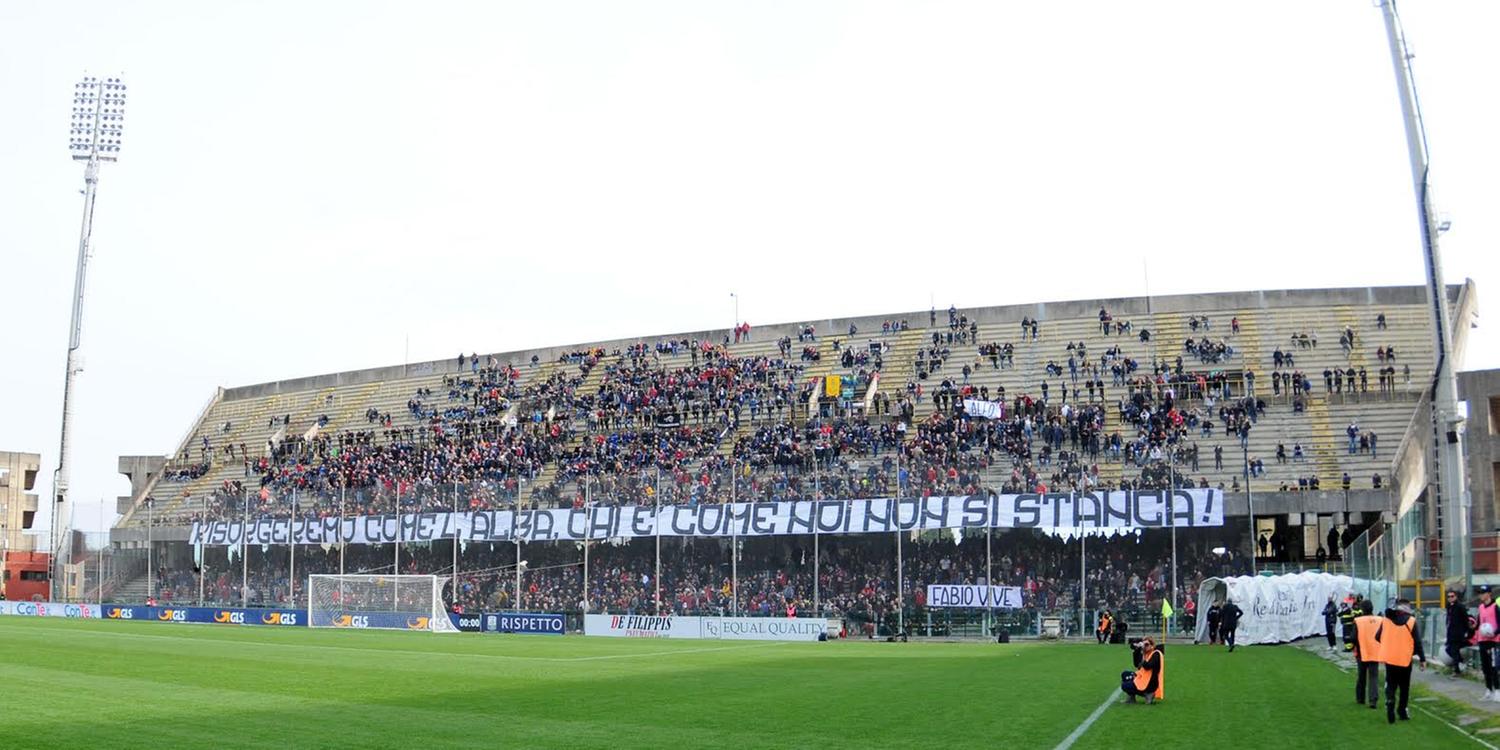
[1,1,1496,538]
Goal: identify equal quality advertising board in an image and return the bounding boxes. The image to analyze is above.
[700,616,825,641]
[584,614,825,641]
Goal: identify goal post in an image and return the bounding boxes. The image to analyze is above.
[307,574,459,633]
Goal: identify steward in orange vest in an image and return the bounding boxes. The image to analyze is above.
[1375,599,1426,723]
[1120,637,1164,703]
[1351,600,1382,708]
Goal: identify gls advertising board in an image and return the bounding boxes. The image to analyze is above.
[583,614,825,641]
[101,606,305,626]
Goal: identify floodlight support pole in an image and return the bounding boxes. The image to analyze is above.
[1377,0,1470,585]
[51,157,99,601]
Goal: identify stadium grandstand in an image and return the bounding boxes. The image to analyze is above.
[87,281,1474,637]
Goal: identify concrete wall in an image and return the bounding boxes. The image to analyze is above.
[0,451,41,553]
[116,455,165,516]
[1460,368,1500,533]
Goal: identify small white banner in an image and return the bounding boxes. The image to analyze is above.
[925,585,1024,609]
[962,399,1004,420]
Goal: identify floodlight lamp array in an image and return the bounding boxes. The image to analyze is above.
[69,75,126,161]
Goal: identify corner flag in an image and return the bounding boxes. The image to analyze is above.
[1161,599,1174,619]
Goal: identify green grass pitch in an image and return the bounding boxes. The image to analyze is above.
[0,618,1484,749]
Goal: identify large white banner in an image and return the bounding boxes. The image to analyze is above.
[0,601,104,618]
[1193,572,1398,645]
[190,490,1223,546]
[925,585,1024,609]
[583,614,826,641]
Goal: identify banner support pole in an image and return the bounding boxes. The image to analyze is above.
[241,489,248,608]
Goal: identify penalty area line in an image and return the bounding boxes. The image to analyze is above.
[1054,687,1119,750]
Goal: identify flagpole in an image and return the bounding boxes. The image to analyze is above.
[1169,448,1178,637]
[895,451,904,637]
[241,489,249,608]
[583,477,591,614]
[1080,531,1087,638]
[986,520,993,638]
[338,486,346,577]
[452,483,460,596]
[289,489,297,609]
[654,468,662,615]
[731,461,738,615]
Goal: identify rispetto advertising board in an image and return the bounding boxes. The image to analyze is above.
[583,614,824,641]
[483,612,565,635]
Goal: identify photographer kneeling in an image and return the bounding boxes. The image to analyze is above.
[1120,637,1164,704]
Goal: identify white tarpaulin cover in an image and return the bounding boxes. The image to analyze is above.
[1193,572,1398,646]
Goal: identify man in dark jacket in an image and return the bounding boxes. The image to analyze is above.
[1446,589,1472,677]
[1322,596,1339,651]
[1219,600,1244,651]
[1205,602,1222,645]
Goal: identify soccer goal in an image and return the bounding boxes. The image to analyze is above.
[307,574,459,633]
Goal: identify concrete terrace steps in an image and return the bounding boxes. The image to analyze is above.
[114,286,1462,529]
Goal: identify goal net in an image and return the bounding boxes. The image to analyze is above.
[307,574,459,633]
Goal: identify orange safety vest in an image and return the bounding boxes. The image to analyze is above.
[1132,650,1165,700]
[1379,617,1417,667]
[1098,615,1111,633]
[1354,615,1382,663]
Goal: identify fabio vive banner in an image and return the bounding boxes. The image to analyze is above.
[925,585,1024,609]
[583,614,825,641]
[189,490,1223,547]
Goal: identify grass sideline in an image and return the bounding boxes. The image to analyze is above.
[0,618,1485,749]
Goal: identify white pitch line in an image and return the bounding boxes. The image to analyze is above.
[1414,706,1500,750]
[567,642,785,661]
[0,622,781,663]
[1054,687,1119,750]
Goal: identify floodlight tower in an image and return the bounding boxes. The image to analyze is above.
[1375,2,1469,584]
[51,74,126,600]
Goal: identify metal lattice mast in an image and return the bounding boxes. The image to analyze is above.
[1375,1,1470,584]
[53,74,126,600]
